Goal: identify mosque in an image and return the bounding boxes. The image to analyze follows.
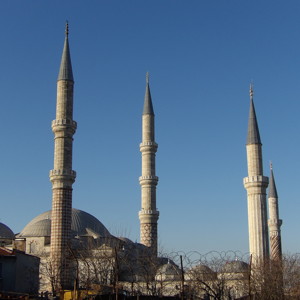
[0,24,283,296]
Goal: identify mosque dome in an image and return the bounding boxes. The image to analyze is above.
[18,208,111,238]
[221,260,249,273]
[185,264,216,281]
[0,222,15,240]
[220,260,249,280]
[155,262,181,281]
[157,263,181,275]
[191,264,214,274]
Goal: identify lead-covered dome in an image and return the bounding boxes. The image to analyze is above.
[220,260,249,280]
[185,264,216,281]
[18,208,110,238]
[0,222,15,240]
[221,260,249,273]
[156,262,181,281]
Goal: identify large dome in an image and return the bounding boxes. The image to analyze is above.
[0,222,15,240]
[18,208,111,238]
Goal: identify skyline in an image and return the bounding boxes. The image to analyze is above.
[1,1,300,255]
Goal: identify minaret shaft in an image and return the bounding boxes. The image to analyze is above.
[246,145,263,176]
[245,180,269,258]
[269,198,279,220]
[244,88,269,262]
[268,168,282,260]
[56,81,74,120]
[139,78,159,255]
[142,114,155,141]
[49,30,76,290]
[268,198,282,260]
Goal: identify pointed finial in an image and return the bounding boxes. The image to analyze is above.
[58,20,73,81]
[270,161,273,170]
[65,21,69,38]
[249,81,254,100]
[143,72,154,115]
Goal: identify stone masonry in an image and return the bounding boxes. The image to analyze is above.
[268,165,282,260]
[139,74,159,255]
[243,85,269,262]
[49,24,76,290]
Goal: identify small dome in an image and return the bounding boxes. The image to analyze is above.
[191,264,213,274]
[18,208,110,238]
[157,263,180,275]
[0,223,14,240]
[221,260,249,273]
[186,264,216,281]
[156,263,181,281]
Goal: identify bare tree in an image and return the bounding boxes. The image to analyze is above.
[172,251,250,300]
[39,255,62,296]
[249,254,300,299]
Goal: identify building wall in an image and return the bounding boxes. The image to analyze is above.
[15,252,40,294]
[0,257,16,292]
[0,251,40,295]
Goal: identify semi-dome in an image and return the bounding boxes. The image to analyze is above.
[0,222,15,240]
[18,208,110,238]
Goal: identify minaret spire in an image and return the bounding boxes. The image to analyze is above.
[243,84,269,263]
[269,162,278,198]
[143,72,154,115]
[57,22,73,82]
[139,73,159,255]
[49,24,77,290]
[65,21,69,37]
[247,83,261,145]
[268,163,282,260]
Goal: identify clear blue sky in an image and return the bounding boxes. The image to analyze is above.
[1,1,300,255]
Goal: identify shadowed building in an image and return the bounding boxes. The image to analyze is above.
[0,247,40,295]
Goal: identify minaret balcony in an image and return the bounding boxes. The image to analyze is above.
[49,169,76,182]
[52,119,77,131]
[139,209,159,215]
[139,175,159,184]
[243,175,268,188]
[139,209,159,221]
[268,219,282,227]
[140,142,158,152]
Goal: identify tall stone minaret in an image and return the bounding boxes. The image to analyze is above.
[139,73,159,255]
[49,23,77,290]
[268,163,282,260]
[243,84,269,262]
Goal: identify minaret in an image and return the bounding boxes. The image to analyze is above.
[139,73,159,255]
[268,163,282,260]
[49,23,77,290]
[243,84,269,262]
